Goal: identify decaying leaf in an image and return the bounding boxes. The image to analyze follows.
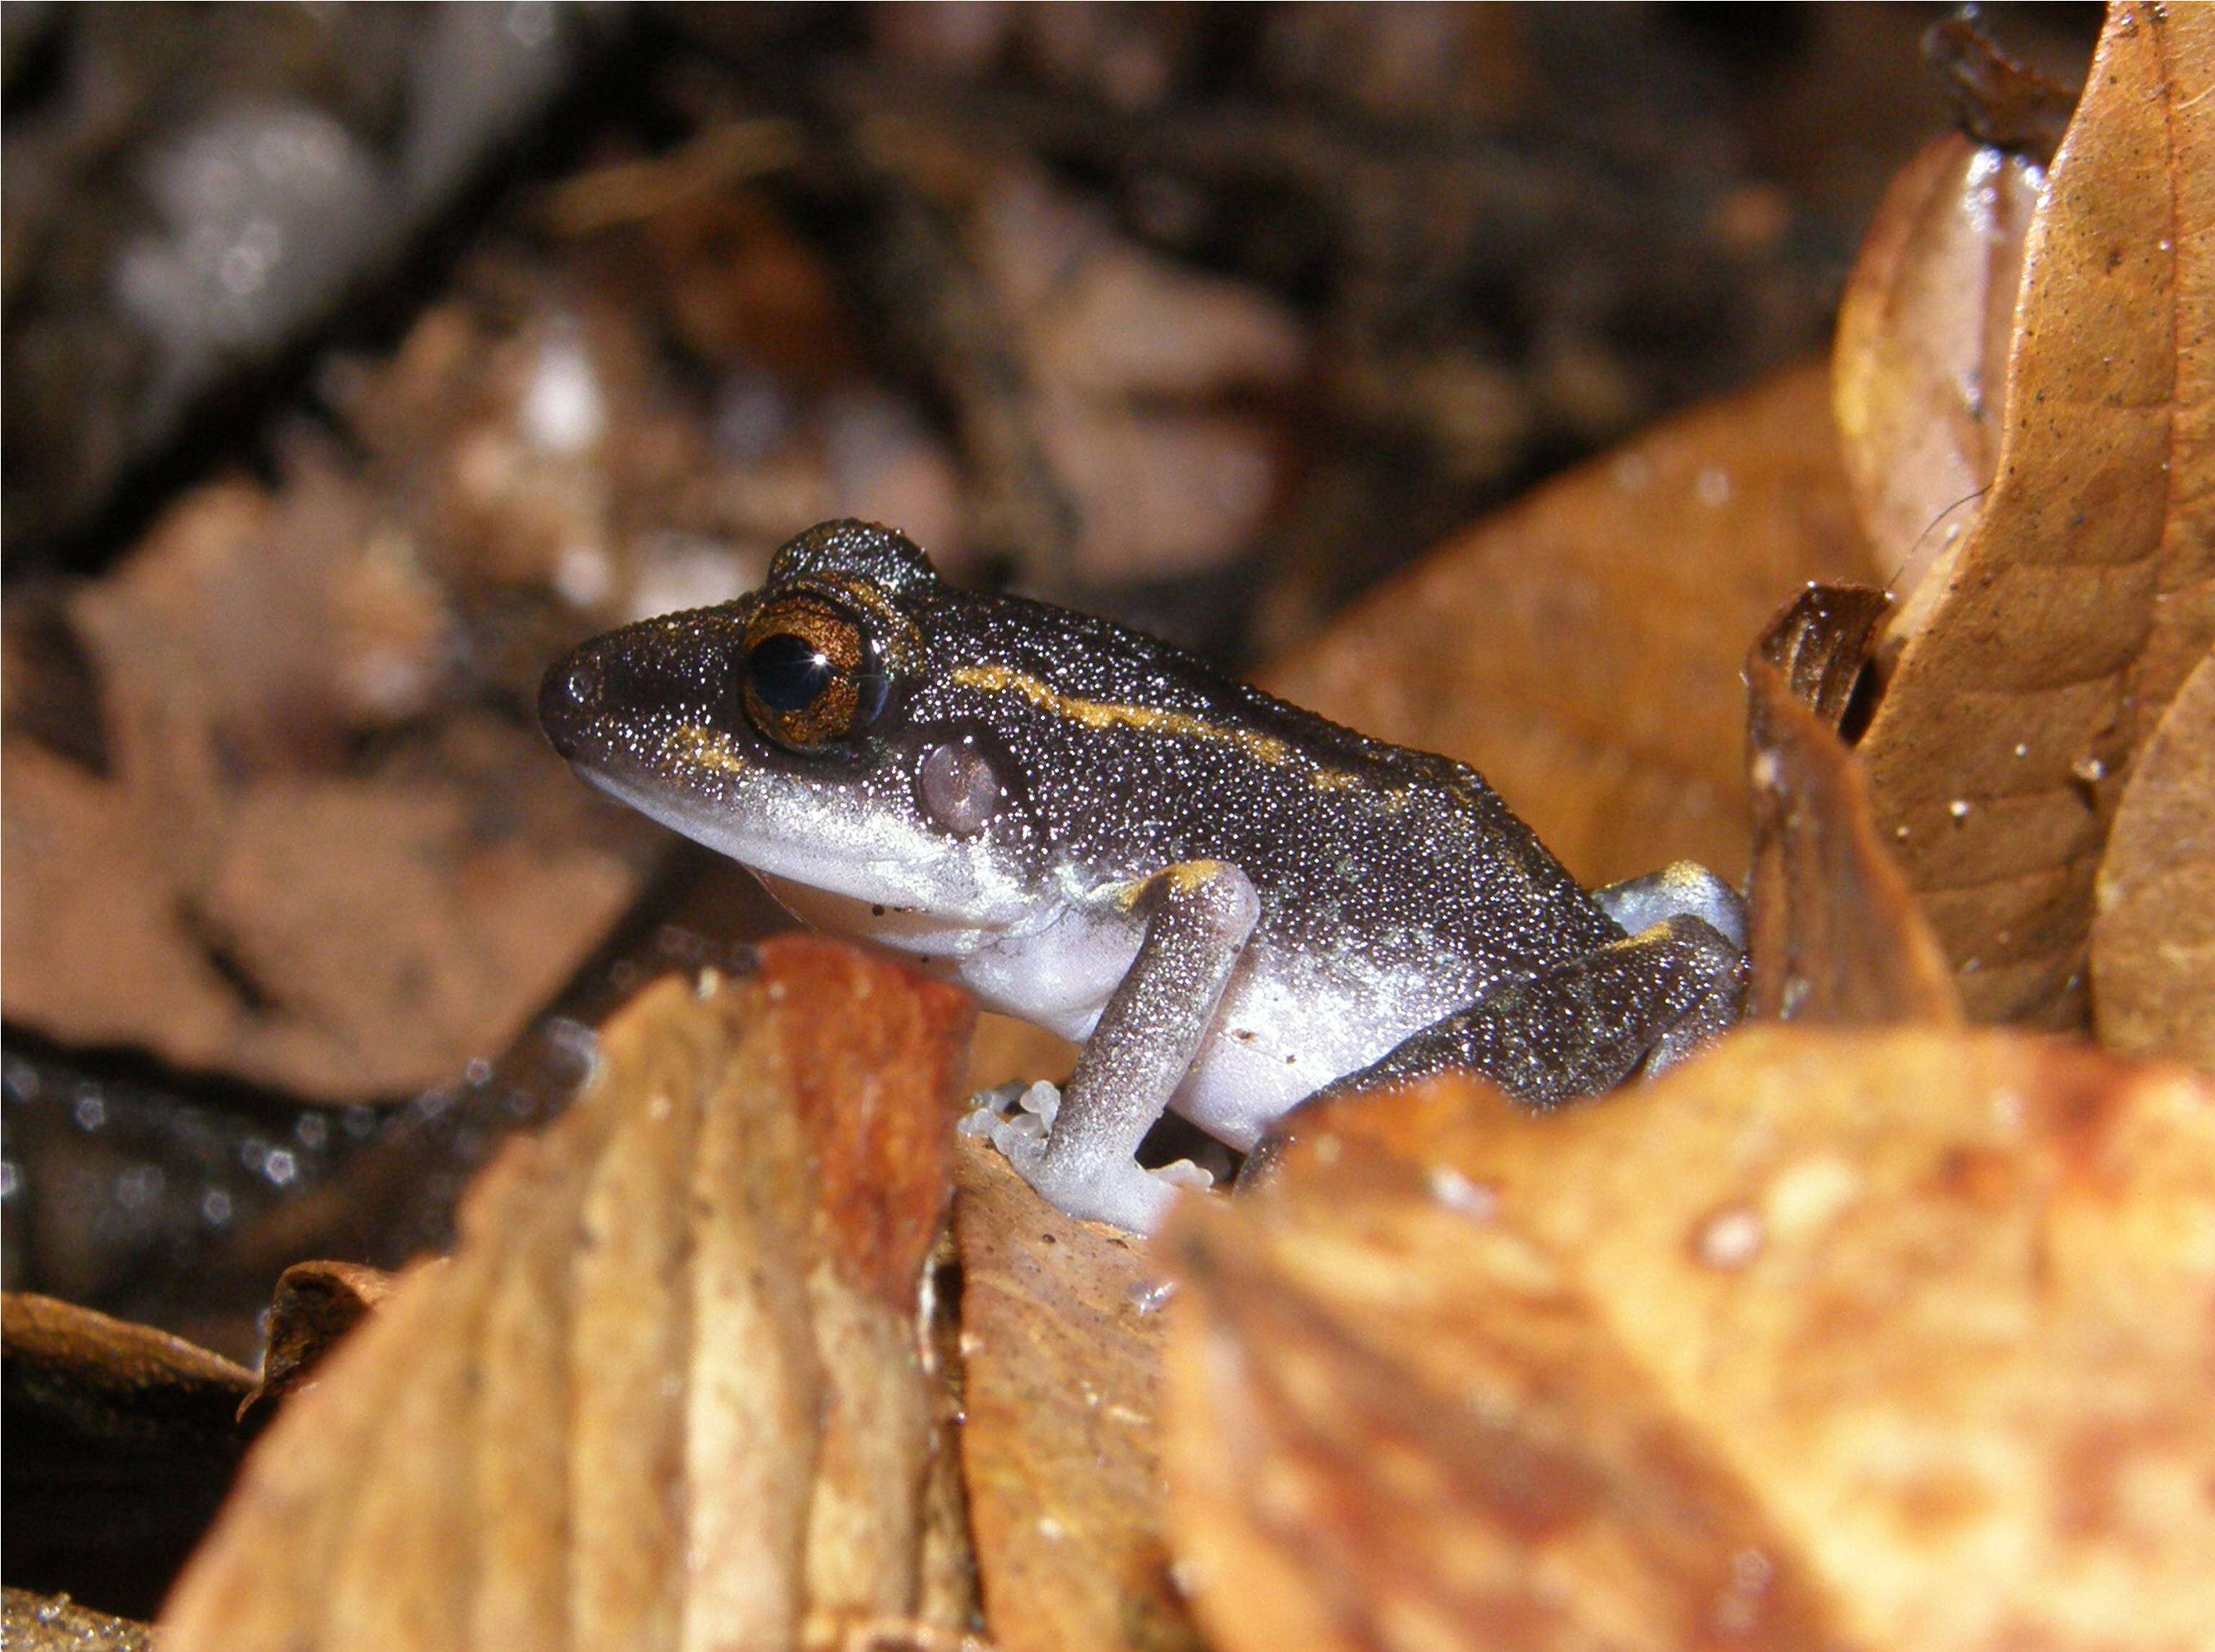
[160,936,976,1652]
[0,475,660,1103]
[1167,1028,2215,1652]
[1746,587,1960,1025]
[4,1587,155,1652]
[1265,363,1867,888]
[2,1293,255,1620]
[951,1141,1203,1652]
[234,1261,396,1431]
[1831,128,2041,633]
[1922,14,2079,162]
[1854,2,2215,1028]
[2092,645,2215,1071]
[1750,582,1892,728]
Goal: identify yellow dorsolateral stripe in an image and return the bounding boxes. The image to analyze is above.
[950,663,1300,766]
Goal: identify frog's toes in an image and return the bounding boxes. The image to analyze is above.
[958,1079,1058,1145]
[1150,1159,1216,1193]
[960,1081,1208,1232]
[1030,1140,1202,1233]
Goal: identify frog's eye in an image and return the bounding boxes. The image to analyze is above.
[740,595,890,751]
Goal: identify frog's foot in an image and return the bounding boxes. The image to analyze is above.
[959,1082,1212,1234]
[1591,861,1746,950]
[1633,948,1746,1083]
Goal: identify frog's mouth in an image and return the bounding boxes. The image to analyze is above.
[598,751,1020,905]
[540,607,1040,936]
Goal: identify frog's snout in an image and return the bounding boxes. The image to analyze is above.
[538,648,604,761]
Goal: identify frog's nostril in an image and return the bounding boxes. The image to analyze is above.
[562,660,601,710]
[539,653,603,756]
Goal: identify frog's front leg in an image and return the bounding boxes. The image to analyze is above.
[979,860,1259,1231]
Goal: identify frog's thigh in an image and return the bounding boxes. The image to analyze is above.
[1318,912,1746,1111]
[1591,861,1746,950]
[1015,860,1260,1225]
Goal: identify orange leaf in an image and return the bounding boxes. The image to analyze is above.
[1168,1028,2215,1652]
[1264,363,1867,888]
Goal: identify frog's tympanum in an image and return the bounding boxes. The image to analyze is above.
[541,521,1746,1232]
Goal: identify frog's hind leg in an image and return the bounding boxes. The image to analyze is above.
[1242,912,1745,1188]
[1590,860,1746,950]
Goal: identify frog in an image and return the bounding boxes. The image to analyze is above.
[539,519,1748,1233]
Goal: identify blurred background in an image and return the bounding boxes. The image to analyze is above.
[1,2,2098,1367]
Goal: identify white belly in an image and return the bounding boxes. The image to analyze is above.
[762,868,1461,1151]
[1168,949,1464,1147]
[959,908,1462,1150]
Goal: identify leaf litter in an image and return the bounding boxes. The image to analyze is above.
[1744,585,1962,1025]
[15,7,2213,1651]
[1849,2,2215,1028]
[159,937,976,1652]
[1173,1031,2215,1652]
[2092,645,2215,1068]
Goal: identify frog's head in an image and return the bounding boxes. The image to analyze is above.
[539,521,1040,934]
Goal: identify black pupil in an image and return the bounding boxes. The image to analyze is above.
[748,633,832,712]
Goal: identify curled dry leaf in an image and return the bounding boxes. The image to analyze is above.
[1854,2,2215,1028]
[2,1293,255,1619]
[160,935,976,1652]
[1168,1030,2215,1652]
[1922,14,2079,162]
[1745,586,1960,1024]
[1831,128,2041,632]
[2092,645,2215,1071]
[1750,582,1892,728]
[950,1141,1203,1652]
[1265,363,1867,888]
[1747,663,1960,1026]
[235,1261,396,1431]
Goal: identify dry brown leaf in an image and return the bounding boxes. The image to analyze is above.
[3,1293,254,1619]
[160,935,976,1652]
[1172,1029,2215,1652]
[0,476,660,1102]
[2092,644,2215,1069]
[2,1292,257,1415]
[1265,363,1867,888]
[1831,130,2041,629]
[1747,663,1960,1025]
[951,1140,1203,1652]
[235,1261,397,1431]
[1746,587,1960,1025]
[1750,582,1892,729]
[1856,1,2215,1028]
